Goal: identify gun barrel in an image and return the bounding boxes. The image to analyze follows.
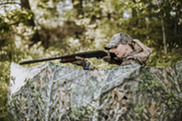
[19,50,108,65]
[19,56,60,65]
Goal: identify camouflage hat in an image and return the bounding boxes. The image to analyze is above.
[105,32,132,50]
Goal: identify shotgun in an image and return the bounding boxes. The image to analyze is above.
[19,50,115,65]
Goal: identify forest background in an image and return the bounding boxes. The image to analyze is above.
[0,0,181,120]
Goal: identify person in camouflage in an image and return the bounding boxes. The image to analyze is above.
[72,32,152,70]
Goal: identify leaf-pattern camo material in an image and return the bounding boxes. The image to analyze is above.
[8,61,182,121]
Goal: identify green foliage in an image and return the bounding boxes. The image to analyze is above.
[83,2,102,20]
[0,17,10,34]
[147,47,182,67]
[6,9,34,26]
[0,81,8,120]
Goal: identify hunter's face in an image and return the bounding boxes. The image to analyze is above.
[112,44,129,58]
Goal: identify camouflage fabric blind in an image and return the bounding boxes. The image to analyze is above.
[8,61,182,121]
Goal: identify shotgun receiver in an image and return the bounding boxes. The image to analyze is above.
[19,50,113,65]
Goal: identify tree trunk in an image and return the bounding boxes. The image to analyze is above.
[161,16,167,55]
[20,0,40,46]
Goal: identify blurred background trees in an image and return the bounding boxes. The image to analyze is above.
[0,0,182,120]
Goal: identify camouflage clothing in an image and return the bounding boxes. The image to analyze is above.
[105,32,133,49]
[119,39,152,66]
[104,32,152,66]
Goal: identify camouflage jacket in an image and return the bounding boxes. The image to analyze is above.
[119,39,152,66]
[87,39,152,70]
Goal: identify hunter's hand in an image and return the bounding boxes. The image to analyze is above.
[71,56,96,70]
[71,56,89,67]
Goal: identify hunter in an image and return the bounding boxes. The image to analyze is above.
[71,32,152,70]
